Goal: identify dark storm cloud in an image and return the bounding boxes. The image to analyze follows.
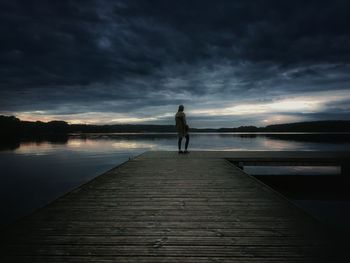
[111,0,350,64]
[1,0,350,125]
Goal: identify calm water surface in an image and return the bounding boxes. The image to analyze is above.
[1,133,349,227]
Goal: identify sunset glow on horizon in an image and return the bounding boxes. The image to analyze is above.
[4,89,349,128]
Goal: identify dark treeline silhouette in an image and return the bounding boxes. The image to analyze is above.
[260,121,350,132]
[0,116,69,150]
[232,121,350,132]
[0,116,70,136]
[1,115,350,137]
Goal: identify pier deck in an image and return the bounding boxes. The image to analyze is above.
[1,151,345,262]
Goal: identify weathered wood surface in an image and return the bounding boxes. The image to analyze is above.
[0,151,336,262]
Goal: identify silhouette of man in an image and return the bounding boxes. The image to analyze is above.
[175,105,190,154]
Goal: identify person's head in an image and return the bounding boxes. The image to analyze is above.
[178,105,184,112]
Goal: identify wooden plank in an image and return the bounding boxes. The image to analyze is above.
[1,256,314,263]
[0,151,335,262]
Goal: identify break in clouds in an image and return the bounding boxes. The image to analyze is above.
[1,0,350,127]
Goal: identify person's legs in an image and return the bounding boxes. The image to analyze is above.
[178,137,183,152]
[185,134,190,151]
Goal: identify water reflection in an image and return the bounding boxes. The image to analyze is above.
[0,139,20,151]
[2,132,350,152]
[111,141,158,150]
[0,134,69,151]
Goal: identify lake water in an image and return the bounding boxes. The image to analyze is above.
[1,133,350,228]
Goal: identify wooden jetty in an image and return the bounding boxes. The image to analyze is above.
[2,151,348,262]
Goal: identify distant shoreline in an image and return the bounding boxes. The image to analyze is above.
[1,115,350,136]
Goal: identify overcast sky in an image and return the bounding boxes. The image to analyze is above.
[1,0,350,128]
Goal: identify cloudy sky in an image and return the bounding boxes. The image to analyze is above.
[1,0,350,128]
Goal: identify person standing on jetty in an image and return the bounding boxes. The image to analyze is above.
[175,105,190,154]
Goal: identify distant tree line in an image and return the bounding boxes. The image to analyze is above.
[0,116,70,136]
[0,115,178,136]
[232,121,350,132]
[1,115,350,138]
